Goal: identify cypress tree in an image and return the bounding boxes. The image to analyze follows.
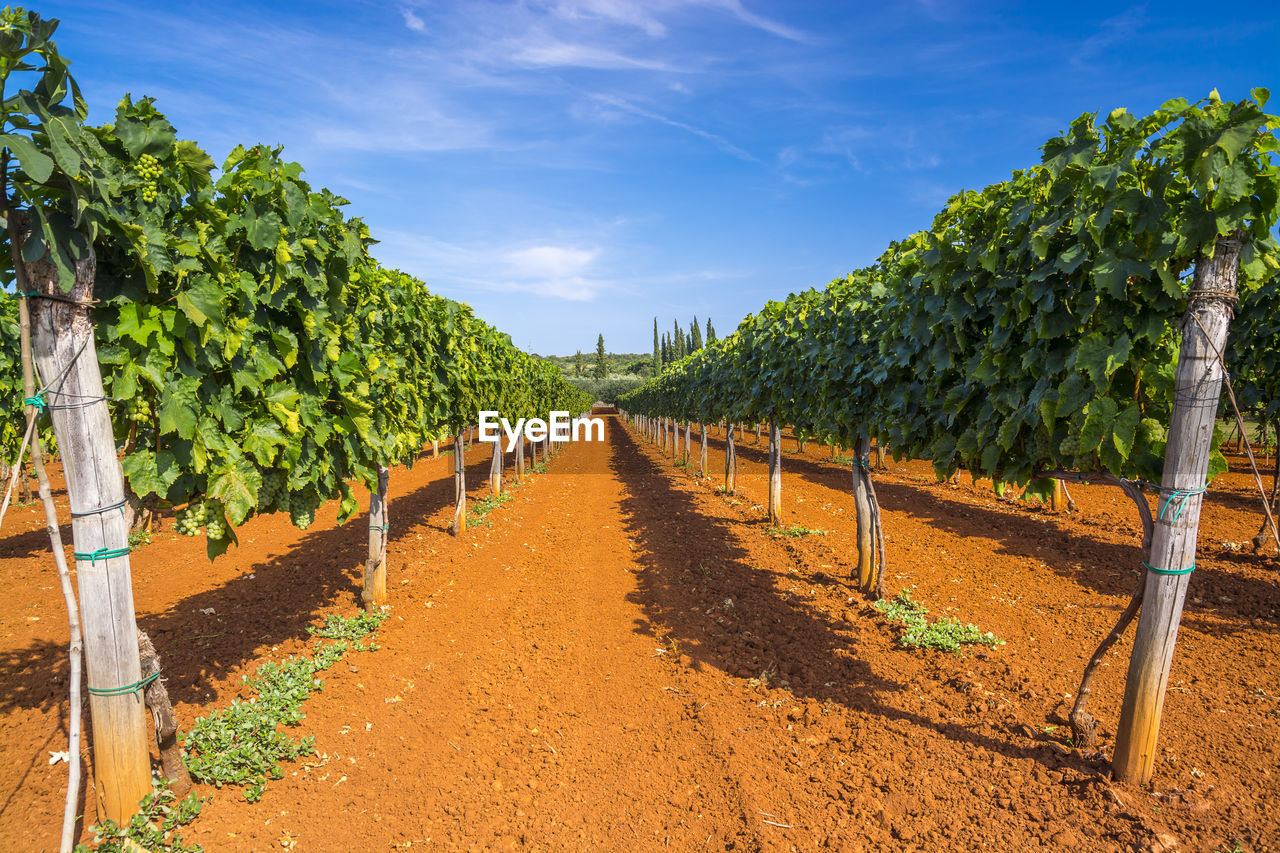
[574,349,584,376]
[652,318,660,375]
[594,334,608,379]
[691,316,703,351]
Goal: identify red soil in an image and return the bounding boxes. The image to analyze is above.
[1,416,1277,851]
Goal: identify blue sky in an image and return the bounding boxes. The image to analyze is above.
[34,0,1280,354]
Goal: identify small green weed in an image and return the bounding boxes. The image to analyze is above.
[308,611,387,642]
[767,524,827,538]
[128,527,153,548]
[183,612,385,801]
[468,492,513,526]
[874,590,1005,654]
[74,778,204,853]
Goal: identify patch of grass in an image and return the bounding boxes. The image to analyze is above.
[874,590,1005,654]
[74,778,204,853]
[183,612,385,801]
[766,524,827,538]
[128,527,153,548]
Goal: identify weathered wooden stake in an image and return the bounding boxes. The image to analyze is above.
[515,435,525,484]
[725,424,737,494]
[1050,478,1066,512]
[450,433,467,535]
[684,421,691,465]
[16,214,151,824]
[1113,234,1242,785]
[767,417,782,525]
[489,437,503,495]
[700,423,708,477]
[362,465,389,609]
[16,288,84,853]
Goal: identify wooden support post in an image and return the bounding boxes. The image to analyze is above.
[17,215,151,824]
[515,435,525,484]
[768,418,782,525]
[362,465,390,609]
[725,423,737,494]
[432,439,439,459]
[450,433,467,535]
[700,423,707,477]
[1113,235,1242,785]
[1050,477,1066,512]
[489,436,503,495]
[684,421,691,465]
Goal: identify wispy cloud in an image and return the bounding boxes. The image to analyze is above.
[508,35,681,71]
[1072,6,1147,68]
[590,93,759,162]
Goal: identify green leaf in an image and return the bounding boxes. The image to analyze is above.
[176,279,225,328]
[0,133,54,182]
[1111,402,1141,460]
[1076,333,1131,388]
[243,209,283,252]
[209,458,262,526]
[114,105,177,158]
[1079,397,1118,455]
[158,377,200,439]
[241,420,289,466]
[121,449,180,498]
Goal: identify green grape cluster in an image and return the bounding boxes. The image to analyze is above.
[176,499,209,536]
[124,396,151,423]
[134,153,162,203]
[204,499,227,541]
[259,471,286,509]
[289,490,320,530]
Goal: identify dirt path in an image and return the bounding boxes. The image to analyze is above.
[2,416,1278,851]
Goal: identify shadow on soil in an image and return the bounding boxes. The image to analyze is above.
[0,443,520,722]
[696,427,1280,636]
[610,422,1102,778]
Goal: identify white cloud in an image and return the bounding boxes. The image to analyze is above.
[505,245,600,278]
[402,8,427,33]
[373,233,611,301]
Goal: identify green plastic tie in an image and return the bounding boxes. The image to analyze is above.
[1142,560,1195,577]
[23,394,45,410]
[87,670,160,699]
[1156,485,1208,523]
[73,546,131,564]
[853,457,872,471]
